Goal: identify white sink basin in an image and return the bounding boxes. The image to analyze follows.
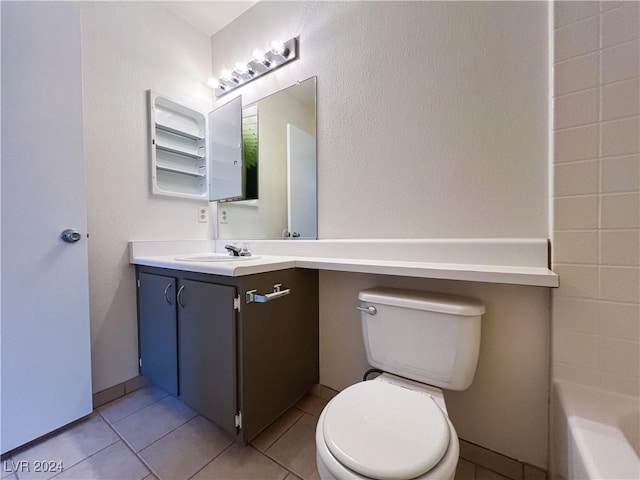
[175,253,261,262]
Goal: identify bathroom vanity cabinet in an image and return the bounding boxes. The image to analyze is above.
[135,265,319,441]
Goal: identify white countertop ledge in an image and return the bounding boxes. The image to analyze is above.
[129,239,558,287]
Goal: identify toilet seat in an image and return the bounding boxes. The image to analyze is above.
[321,380,450,480]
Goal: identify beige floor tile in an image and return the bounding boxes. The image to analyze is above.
[455,458,476,480]
[460,440,523,480]
[192,443,288,480]
[294,395,327,418]
[12,414,119,480]
[111,396,196,452]
[139,416,233,480]
[2,458,15,479]
[99,385,168,424]
[284,473,302,480]
[1,466,16,480]
[251,408,304,452]
[266,414,320,480]
[309,385,338,402]
[54,441,149,480]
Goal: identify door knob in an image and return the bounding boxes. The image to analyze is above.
[60,229,82,243]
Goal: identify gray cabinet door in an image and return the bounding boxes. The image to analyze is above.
[138,272,178,396]
[178,280,237,434]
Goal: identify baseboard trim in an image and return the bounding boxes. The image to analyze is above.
[92,375,150,409]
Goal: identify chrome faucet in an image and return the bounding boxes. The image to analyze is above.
[225,243,252,256]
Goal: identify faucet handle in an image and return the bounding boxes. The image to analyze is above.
[240,243,252,256]
[224,244,241,256]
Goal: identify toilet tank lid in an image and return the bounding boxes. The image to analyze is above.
[358,288,485,316]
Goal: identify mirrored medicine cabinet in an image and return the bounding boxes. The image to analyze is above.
[148,77,317,240]
[218,77,317,240]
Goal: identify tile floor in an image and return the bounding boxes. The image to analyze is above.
[2,383,543,480]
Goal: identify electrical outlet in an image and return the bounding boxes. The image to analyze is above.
[197,207,208,223]
[219,209,228,224]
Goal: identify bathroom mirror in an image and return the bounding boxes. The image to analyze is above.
[218,77,317,239]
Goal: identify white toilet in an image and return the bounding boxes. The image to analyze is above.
[315,288,485,480]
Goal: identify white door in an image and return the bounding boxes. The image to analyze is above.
[287,124,317,239]
[1,2,93,453]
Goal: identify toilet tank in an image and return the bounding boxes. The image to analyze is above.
[358,288,485,391]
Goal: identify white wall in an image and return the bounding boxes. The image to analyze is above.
[211,1,551,468]
[78,2,213,392]
[551,1,640,396]
[211,1,549,239]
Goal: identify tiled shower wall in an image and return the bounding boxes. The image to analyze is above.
[552,1,640,396]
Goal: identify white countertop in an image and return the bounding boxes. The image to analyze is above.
[130,239,559,287]
[130,254,297,277]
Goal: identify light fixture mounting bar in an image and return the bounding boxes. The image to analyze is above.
[214,37,298,98]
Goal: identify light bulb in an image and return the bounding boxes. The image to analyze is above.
[234,62,249,75]
[206,77,218,89]
[270,39,285,56]
[220,70,232,81]
[251,49,265,63]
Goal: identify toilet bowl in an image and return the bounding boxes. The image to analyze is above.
[315,374,459,480]
[315,288,485,480]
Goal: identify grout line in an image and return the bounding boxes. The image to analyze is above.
[554,120,599,133]
[186,441,236,480]
[101,415,157,479]
[600,114,640,126]
[600,152,640,160]
[259,409,306,454]
[600,76,640,89]
[553,157,599,166]
[258,413,314,480]
[553,49,597,67]
[600,37,640,54]
[552,294,640,306]
[553,85,598,100]
[553,189,640,199]
[555,47,600,66]
[553,192,599,199]
[599,190,640,197]
[48,437,122,480]
[98,387,169,426]
[247,444,293,480]
[601,113,640,124]
[554,262,639,269]
[251,407,305,453]
[554,12,601,33]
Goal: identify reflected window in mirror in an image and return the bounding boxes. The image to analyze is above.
[242,105,258,200]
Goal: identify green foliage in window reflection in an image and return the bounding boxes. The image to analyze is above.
[242,111,258,168]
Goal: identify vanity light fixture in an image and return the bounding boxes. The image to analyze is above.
[210,37,298,98]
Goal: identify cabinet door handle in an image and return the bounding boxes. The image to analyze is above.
[177,285,185,307]
[164,283,173,305]
[245,284,291,304]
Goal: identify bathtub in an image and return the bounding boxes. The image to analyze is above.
[552,380,639,480]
